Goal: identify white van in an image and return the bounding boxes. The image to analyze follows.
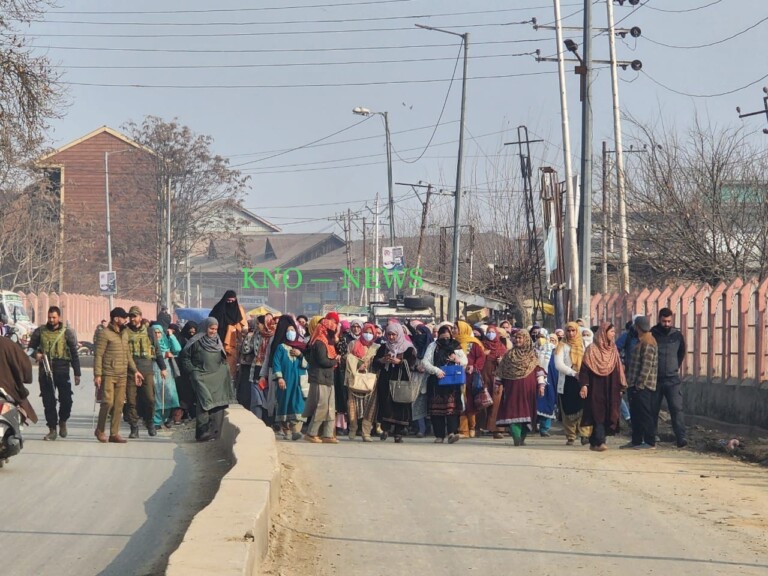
[0,291,36,343]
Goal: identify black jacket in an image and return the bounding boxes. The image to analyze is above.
[308,341,337,386]
[651,325,686,383]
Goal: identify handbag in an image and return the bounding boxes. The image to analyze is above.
[471,370,483,391]
[474,386,494,409]
[437,364,465,386]
[389,360,419,403]
[345,349,377,395]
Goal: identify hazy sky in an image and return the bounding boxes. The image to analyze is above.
[28,0,768,236]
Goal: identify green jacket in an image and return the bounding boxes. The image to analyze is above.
[94,323,137,378]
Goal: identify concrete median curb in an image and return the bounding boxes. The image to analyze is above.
[166,405,281,576]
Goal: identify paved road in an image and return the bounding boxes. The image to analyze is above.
[277,432,768,576]
[2,368,203,576]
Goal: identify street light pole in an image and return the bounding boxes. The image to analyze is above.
[416,23,469,321]
[166,175,172,312]
[104,151,114,311]
[578,0,594,321]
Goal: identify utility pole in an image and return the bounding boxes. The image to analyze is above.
[607,0,630,294]
[373,194,381,302]
[360,217,367,305]
[166,175,173,312]
[345,209,353,305]
[601,141,610,295]
[736,87,768,134]
[397,181,433,295]
[578,0,594,321]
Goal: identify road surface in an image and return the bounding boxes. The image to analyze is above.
[267,432,768,576]
[3,368,227,576]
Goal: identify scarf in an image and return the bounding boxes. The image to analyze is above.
[178,321,198,348]
[150,323,170,354]
[350,322,377,359]
[384,322,415,356]
[183,317,224,353]
[483,325,508,361]
[582,322,626,387]
[308,315,322,336]
[455,320,484,354]
[209,290,243,340]
[497,329,540,380]
[310,318,338,360]
[555,321,584,372]
[433,336,460,366]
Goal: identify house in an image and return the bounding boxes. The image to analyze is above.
[37,126,160,301]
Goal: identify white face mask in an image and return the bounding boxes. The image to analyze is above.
[486,332,497,341]
[286,330,297,342]
[362,333,374,342]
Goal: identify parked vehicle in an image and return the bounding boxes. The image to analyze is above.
[0,387,25,467]
[0,291,36,346]
[77,341,95,356]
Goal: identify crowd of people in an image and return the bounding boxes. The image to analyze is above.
[20,289,687,451]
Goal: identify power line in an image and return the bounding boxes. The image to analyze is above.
[641,69,768,99]
[644,14,768,49]
[60,70,558,90]
[645,0,723,13]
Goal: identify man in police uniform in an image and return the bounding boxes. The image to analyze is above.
[125,306,167,438]
[28,306,81,441]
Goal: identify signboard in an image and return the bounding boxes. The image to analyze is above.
[237,295,268,308]
[99,271,117,296]
[382,246,405,271]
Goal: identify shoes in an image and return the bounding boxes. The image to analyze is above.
[677,439,688,448]
[512,437,522,447]
[566,439,575,446]
[44,428,57,441]
[469,430,476,438]
[322,437,339,444]
[635,443,657,450]
[493,432,504,440]
[196,432,215,442]
[447,433,460,444]
[580,436,590,446]
[291,432,303,441]
[416,432,425,439]
[129,426,139,439]
[457,433,469,439]
[362,435,372,442]
[147,424,157,437]
[540,430,551,437]
[589,443,608,452]
[434,438,445,443]
[94,429,108,443]
[619,442,637,449]
[108,434,127,444]
[59,422,68,438]
[304,435,322,444]
[394,436,403,443]
[380,431,389,441]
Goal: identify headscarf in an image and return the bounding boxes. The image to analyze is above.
[556,321,584,372]
[310,318,338,360]
[497,329,540,380]
[308,315,322,336]
[268,315,303,369]
[209,290,243,340]
[350,322,377,359]
[255,314,276,366]
[384,322,415,356]
[178,321,198,348]
[455,320,484,354]
[406,323,434,360]
[483,325,507,361]
[581,328,594,348]
[150,323,170,354]
[433,325,460,366]
[582,322,626,387]
[183,317,224,353]
[349,319,364,339]
[496,327,513,351]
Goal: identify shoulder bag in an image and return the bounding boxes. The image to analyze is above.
[346,353,377,395]
[389,359,419,404]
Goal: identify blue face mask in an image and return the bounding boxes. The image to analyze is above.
[362,333,374,342]
[486,332,497,341]
[286,330,297,342]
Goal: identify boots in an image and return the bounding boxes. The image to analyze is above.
[59,421,68,438]
[147,423,157,437]
[129,425,139,439]
[44,427,57,441]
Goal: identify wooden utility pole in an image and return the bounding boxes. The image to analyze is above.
[396,181,434,295]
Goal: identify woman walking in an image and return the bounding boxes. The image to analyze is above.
[175,321,198,420]
[555,322,592,446]
[150,323,181,428]
[422,325,467,443]
[269,316,307,441]
[579,322,627,452]
[407,322,434,438]
[623,316,658,449]
[480,324,507,439]
[455,320,484,438]
[347,322,380,441]
[495,330,546,446]
[303,313,340,443]
[178,317,237,442]
[372,323,417,443]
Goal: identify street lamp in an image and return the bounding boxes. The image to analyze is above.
[415,23,469,321]
[352,106,395,249]
[104,148,134,309]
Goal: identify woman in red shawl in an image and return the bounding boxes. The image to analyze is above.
[303,313,340,443]
[579,322,627,451]
[480,325,508,439]
[347,322,381,442]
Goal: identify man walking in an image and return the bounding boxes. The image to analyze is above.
[28,306,81,441]
[651,308,687,447]
[94,307,143,443]
[125,306,166,438]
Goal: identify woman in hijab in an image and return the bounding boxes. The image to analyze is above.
[555,322,592,446]
[422,324,467,443]
[269,315,307,441]
[175,322,198,420]
[372,322,417,443]
[150,323,181,428]
[495,330,547,446]
[481,324,509,440]
[209,290,249,378]
[406,321,434,439]
[455,320,485,438]
[251,314,277,422]
[347,322,381,441]
[581,327,594,348]
[178,317,236,442]
[579,322,627,452]
[534,327,557,437]
[303,313,340,443]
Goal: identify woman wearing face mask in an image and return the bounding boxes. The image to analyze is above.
[347,322,380,441]
[269,315,307,441]
[422,325,467,443]
[480,325,507,439]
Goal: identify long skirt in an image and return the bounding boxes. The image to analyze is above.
[153,363,180,426]
[496,374,538,430]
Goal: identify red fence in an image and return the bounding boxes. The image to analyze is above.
[591,277,768,387]
[19,292,157,343]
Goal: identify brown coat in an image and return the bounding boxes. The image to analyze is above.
[0,336,38,423]
[95,322,137,378]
